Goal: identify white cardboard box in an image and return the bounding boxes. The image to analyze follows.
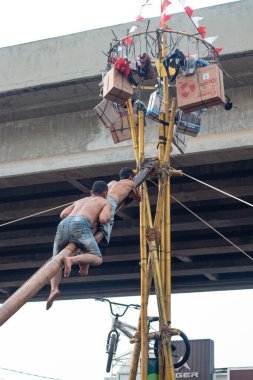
[146,91,164,120]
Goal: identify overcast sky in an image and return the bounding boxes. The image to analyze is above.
[0,1,250,380]
[0,0,239,48]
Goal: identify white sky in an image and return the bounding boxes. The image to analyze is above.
[0,0,239,48]
[0,0,250,379]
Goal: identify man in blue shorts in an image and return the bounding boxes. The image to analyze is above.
[46,180,111,310]
[95,167,141,248]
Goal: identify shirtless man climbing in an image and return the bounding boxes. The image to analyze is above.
[95,167,141,248]
[46,180,111,310]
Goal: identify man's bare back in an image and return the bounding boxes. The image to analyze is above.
[108,179,141,205]
[61,195,111,226]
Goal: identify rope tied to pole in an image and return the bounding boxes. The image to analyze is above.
[148,177,253,263]
[146,227,161,246]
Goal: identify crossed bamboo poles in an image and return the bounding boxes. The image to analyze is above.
[127,84,177,380]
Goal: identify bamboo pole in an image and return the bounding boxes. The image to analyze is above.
[0,243,77,327]
[163,98,177,380]
[128,325,141,380]
[127,41,175,378]
[127,99,139,163]
[128,101,141,380]
[127,104,155,380]
[160,5,176,379]
[164,96,176,321]
[164,179,172,322]
[158,113,166,292]
[139,110,148,380]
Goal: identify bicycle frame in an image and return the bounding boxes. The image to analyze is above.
[94,297,190,374]
[111,316,138,340]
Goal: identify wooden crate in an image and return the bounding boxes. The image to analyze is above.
[94,99,119,128]
[109,109,138,144]
[103,66,133,106]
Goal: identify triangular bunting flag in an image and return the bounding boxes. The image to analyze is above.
[161,0,171,13]
[191,16,203,27]
[197,26,207,38]
[129,25,138,34]
[136,15,144,22]
[205,36,218,45]
[160,13,171,26]
[184,6,193,17]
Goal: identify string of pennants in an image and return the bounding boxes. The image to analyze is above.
[127,0,222,55]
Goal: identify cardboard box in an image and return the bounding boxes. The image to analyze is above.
[93,99,120,128]
[146,90,164,120]
[176,110,201,137]
[103,66,133,106]
[176,64,225,112]
[109,109,138,144]
[172,125,189,154]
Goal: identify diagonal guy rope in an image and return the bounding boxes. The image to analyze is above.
[148,178,253,262]
[0,201,74,228]
[171,194,253,262]
[181,171,253,208]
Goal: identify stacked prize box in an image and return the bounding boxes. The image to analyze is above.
[109,109,138,144]
[93,99,120,128]
[176,110,201,137]
[103,66,133,106]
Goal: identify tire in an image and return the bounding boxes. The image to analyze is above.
[172,330,191,369]
[106,332,118,373]
[153,330,190,369]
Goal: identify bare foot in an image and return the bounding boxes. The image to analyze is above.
[79,264,89,276]
[62,256,72,278]
[46,289,61,310]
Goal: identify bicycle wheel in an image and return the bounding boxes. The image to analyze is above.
[153,330,190,369]
[171,330,190,369]
[106,332,118,373]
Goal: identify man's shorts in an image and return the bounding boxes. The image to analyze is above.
[53,215,101,257]
[99,195,118,248]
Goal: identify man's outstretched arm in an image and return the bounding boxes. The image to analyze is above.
[99,202,112,224]
[130,186,142,203]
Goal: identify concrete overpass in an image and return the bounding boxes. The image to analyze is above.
[0,0,253,302]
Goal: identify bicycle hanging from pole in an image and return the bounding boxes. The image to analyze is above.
[95,298,190,375]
